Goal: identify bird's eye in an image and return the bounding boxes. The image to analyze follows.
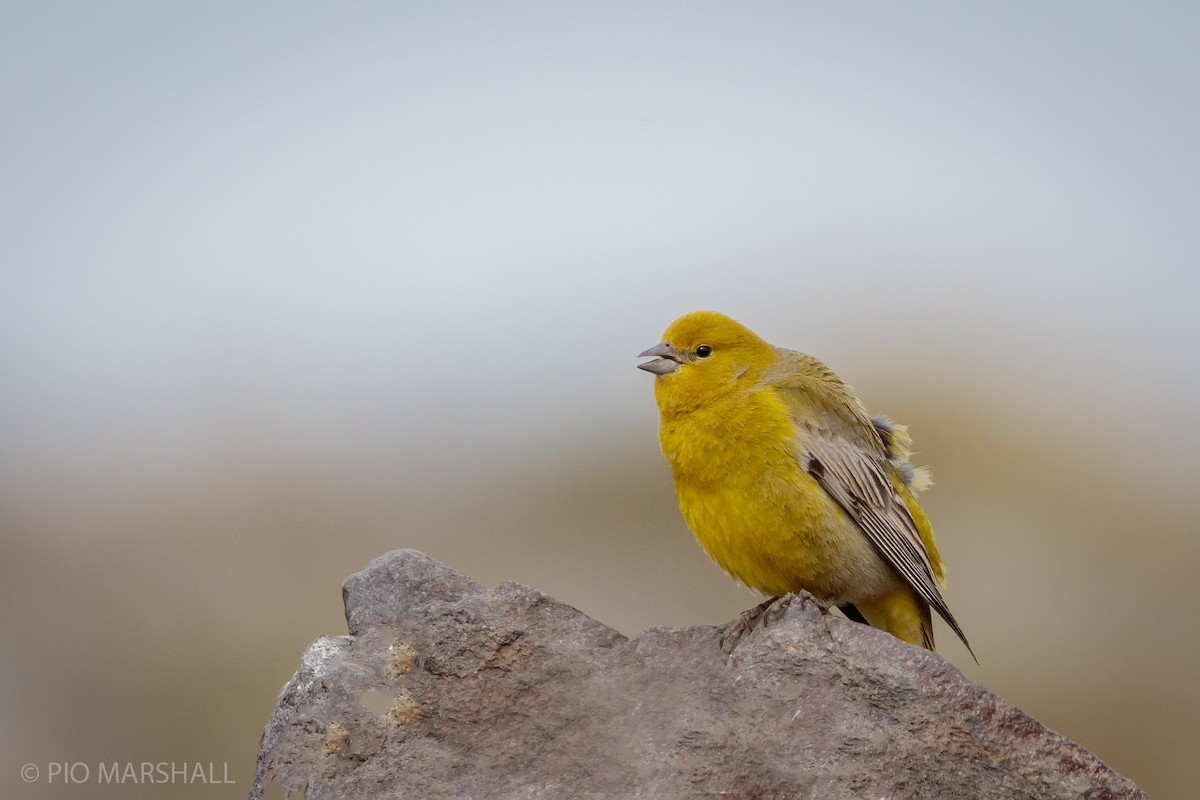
[695,345,713,358]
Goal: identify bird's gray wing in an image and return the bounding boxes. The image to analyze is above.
[802,424,973,656]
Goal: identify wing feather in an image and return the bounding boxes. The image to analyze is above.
[765,349,973,656]
[803,424,974,656]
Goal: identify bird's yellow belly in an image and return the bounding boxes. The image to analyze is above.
[676,468,897,604]
[660,389,900,605]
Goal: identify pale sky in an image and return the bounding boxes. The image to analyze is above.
[3,2,1198,501]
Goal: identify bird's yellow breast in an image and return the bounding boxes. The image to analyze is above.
[659,386,892,601]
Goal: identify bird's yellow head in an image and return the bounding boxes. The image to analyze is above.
[638,310,773,416]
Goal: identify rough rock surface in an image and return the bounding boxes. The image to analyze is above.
[251,549,1144,799]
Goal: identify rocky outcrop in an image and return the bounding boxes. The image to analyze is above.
[250,549,1144,799]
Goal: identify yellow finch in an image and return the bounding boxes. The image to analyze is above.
[638,310,972,657]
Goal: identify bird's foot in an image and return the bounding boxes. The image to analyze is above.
[720,595,793,654]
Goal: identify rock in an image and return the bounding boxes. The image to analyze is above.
[250,549,1144,799]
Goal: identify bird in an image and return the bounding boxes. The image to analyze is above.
[638,310,973,658]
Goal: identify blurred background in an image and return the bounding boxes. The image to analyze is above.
[3,3,1197,798]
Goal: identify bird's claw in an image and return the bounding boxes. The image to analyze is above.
[720,595,794,654]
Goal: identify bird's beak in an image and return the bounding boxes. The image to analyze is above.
[637,342,682,375]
